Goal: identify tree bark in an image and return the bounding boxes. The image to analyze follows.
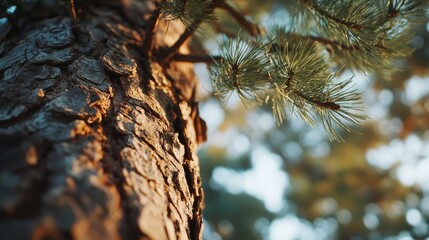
[0,1,206,239]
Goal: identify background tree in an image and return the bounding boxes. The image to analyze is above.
[0,0,428,239]
[198,1,429,239]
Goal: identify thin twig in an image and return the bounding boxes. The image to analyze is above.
[157,0,260,62]
[302,34,393,53]
[157,0,218,62]
[214,1,260,36]
[302,35,359,50]
[167,19,202,55]
[172,54,222,63]
[296,92,341,110]
[301,0,363,30]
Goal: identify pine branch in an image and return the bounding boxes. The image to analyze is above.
[386,0,428,18]
[160,0,215,28]
[152,0,427,141]
[157,0,262,63]
[300,35,357,50]
[265,33,367,141]
[318,78,366,141]
[165,19,203,58]
[158,0,216,61]
[295,92,341,111]
[294,0,386,53]
[301,34,396,55]
[288,0,427,77]
[301,0,363,30]
[209,35,269,107]
[209,33,365,141]
[214,0,261,36]
[387,0,402,17]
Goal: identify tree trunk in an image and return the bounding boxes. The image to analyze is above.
[0,1,206,239]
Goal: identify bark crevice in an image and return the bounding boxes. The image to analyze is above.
[1,1,205,239]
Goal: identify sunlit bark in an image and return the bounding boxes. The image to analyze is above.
[0,1,206,239]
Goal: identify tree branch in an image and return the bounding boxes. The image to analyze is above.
[296,92,341,110]
[302,35,359,50]
[214,0,261,36]
[156,0,262,63]
[301,0,363,30]
[301,34,393,54]
[168,19,203,55]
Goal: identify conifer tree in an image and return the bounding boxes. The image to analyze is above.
[0,0,428,239]
[1,0,427,141]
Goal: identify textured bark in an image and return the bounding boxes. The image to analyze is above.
[0,1,206,239]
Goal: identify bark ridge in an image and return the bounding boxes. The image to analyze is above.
[0,1,205,239]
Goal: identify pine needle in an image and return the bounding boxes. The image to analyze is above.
[160,0,215,29]
[209,35,269,108]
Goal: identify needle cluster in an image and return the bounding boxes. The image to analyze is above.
[158,0,427,141]
[160,0,215,29]
[296,0,428,77]
[211,30,367,141]
[209,36,269,107]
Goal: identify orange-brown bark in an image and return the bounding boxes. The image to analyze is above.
[0,1,205,239]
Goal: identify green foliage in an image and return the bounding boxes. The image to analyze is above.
[199,148,275,239]
[208,0,427,141]
[159,0,215,28]
[158,0,427,141]
[209,31,367,141]
[209,35,269,108]
[295,0,428,76]
[163,0,429,238]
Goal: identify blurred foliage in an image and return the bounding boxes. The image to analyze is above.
[286,139,419,239]
[199,1,429,240]
[200,147,275,240]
